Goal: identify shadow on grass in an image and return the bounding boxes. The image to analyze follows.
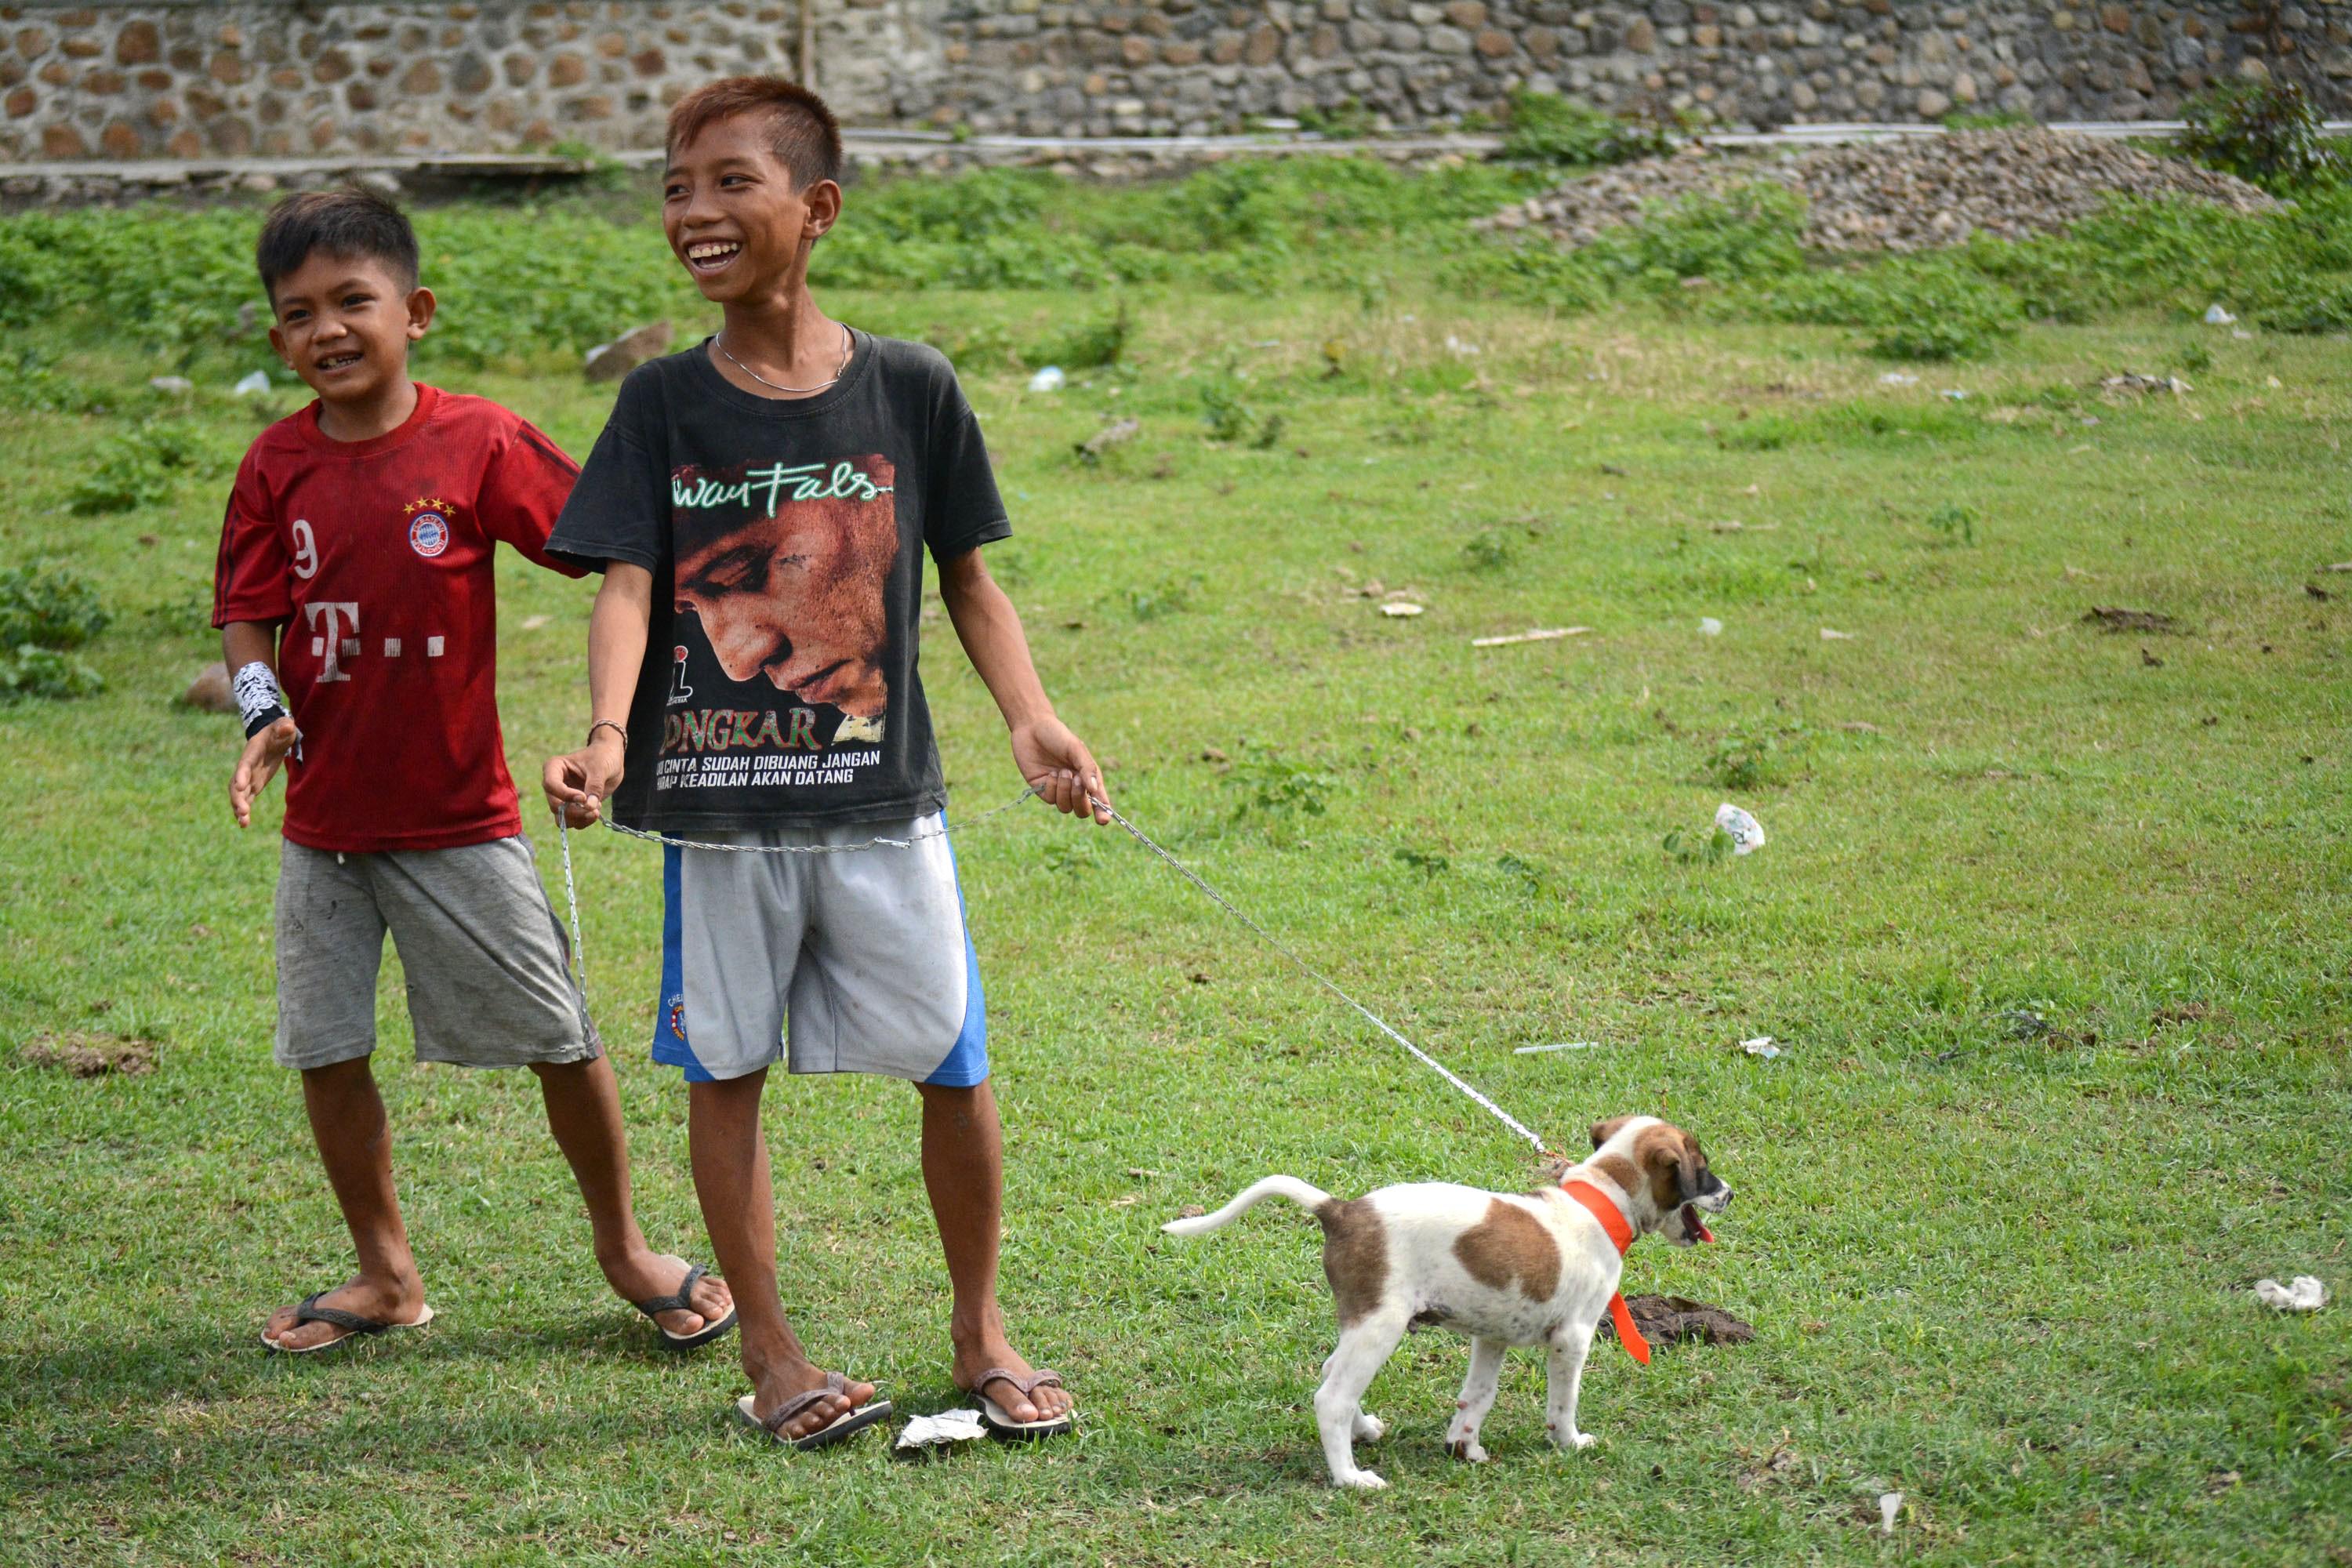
[0,1308,726,1414]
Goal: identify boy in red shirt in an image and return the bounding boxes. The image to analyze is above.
[214,189,735,1353]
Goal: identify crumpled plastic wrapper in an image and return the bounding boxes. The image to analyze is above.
[2253,1276,2328,1312]
[895,1408,989,1454]
[1715,802,1766,855]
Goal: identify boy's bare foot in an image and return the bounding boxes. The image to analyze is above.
[953,1328,1076,1425]
[601,1250,734,1338]
[260,1272,426,1352]
[745,1355,880,1441]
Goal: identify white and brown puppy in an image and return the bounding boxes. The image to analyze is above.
[1162,1115,1733,1490]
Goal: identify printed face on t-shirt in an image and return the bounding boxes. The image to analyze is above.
[672,455,898,719]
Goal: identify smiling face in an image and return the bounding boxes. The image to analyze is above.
[265,252,432,408]
[662,114,841,303]
[672,466,898,717]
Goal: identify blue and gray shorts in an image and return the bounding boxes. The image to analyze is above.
[654,812,988,1087]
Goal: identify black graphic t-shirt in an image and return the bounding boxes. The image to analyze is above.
[547,332,1010,830]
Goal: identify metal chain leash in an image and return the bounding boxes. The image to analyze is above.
[554,786,1556,1159]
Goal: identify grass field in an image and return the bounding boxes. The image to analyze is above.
[2,198,2350,1564]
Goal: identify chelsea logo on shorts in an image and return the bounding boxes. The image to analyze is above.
[403,496,454,559]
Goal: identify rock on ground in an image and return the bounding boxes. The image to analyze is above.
[180,662,235,713]
[585,321,675,383]
[1482,131,2279,254]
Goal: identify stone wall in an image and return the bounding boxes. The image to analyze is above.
[0,0,2343,163]
[937,0,2350,134]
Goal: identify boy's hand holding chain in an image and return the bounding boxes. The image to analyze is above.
[543,720,629,829]
[1010,716,1114,826]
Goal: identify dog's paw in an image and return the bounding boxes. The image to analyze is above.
[1332,1469,1389,1491]
[1446,1437,1490,1464]
[1559,1431,1599,1452]
[1352,1412,1387,1443]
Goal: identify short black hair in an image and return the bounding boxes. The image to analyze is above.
[255,188,420,303]
[667,76,844,191]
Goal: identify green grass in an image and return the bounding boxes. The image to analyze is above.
[2,220,2349,1565]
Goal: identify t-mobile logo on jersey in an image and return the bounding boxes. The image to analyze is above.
[304,601,361,683]
[666,645,694,706]
[303,601,445,681]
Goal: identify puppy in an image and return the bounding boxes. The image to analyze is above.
[1162,1115,1733,1489]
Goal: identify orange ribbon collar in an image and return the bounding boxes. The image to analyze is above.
[1559,1178,1650,1366]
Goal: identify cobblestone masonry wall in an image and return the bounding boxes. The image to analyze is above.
[1,0,2343,162]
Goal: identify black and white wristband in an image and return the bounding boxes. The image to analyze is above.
[232,660,289,739]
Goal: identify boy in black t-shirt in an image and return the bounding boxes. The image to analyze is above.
[543,77,1107,1449]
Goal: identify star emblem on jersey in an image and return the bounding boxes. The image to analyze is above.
[404,496,453,559]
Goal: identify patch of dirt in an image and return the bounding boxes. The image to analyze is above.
[1734,1436,1800,1489]
[1599,1294,1757,1348]
[2082,606,2178,634]
[20,1030,156,1077]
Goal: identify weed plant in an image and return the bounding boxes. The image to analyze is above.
[0,564,107,701]
[2176,79,2346,195]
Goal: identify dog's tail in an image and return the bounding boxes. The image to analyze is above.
[1161,1175,1332,1237]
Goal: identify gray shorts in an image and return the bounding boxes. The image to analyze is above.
[274,834,601,1072]
[655,812,987,1087]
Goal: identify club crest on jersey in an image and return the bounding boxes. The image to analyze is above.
[404,496,454,559]
[666,995,689,1043]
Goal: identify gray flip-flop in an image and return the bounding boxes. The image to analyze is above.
[735,1371,895,1452]
[967,1367,1075,1441]
[261,1290,435,1355]
[632,1261,738,1351]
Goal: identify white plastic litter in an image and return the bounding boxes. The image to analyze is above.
[1472,626,1588,647]
[1514,1041,1602,1054]
[1715,801,1766,855]
[1740,1036,1781,1059]
[1025,365,1066,393]
[1878,372,1918,386]
[1820,626,1855,641]
[1878,1492,1904,1534]
[1698,617,1725,637]
[1940,389,1968,401]
[1379,601,1425,618]
[2204,303,2237,325]
[1444,334,1483,357]
[148,376,194,394]
[2253,1276,2328,1312]
[895,1408,990,1452]
[232,371,273,396]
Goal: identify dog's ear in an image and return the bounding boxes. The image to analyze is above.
[1668,1131,1707,1203]
[1632,1122,1704,1207]
[1589,1116,1634,1149]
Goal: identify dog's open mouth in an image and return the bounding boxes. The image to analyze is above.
[1681,1203,1715,1243]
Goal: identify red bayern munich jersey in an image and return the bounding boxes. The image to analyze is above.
[212,383,585,853]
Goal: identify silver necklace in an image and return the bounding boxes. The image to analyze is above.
[715,322,853,395]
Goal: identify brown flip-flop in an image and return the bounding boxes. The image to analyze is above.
[735,1371,894,1451]
[964,1366,1074,1441]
